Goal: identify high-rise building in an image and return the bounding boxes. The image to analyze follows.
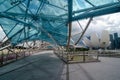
[109,33,120,49]
[114,33,118,39]
[110,34,114,41]
[114,33,119,49]
[117,38,120,49]
[109,34,115,49]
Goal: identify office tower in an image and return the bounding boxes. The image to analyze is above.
[109,34,115,49]
[117,38,120,49]
[114,33,119,49]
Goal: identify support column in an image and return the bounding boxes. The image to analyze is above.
[66,0,73,80]
[67,22,72,62]
[1,50,4,65]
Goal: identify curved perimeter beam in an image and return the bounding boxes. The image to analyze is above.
[72,2,120,21]
[58,2,120,21]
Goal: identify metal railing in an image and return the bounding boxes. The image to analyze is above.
[54,50,99,63]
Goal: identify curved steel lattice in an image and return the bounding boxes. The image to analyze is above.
[0,0,120,47]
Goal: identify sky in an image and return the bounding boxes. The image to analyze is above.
[0,12,120,41]
[0,27,6,41]
[72,12,120,38]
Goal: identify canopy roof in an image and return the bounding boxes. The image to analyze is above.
[0,0,120,46]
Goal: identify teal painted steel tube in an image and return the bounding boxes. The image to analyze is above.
[72,2,120,21]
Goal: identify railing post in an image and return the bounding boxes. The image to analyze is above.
[97,51,99,60]
[83,51,85,62]
[1,50,4,65]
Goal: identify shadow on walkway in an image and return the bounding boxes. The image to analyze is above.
[0,51,65,80]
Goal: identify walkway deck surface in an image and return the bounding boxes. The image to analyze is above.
[0,50,120,80]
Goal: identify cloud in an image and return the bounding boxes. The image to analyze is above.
[74,12,120,37]
[0,27,6,41]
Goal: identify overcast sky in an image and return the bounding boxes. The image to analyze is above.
[0,27,6,41]
[0,12,120,41]
[72,12,120,37]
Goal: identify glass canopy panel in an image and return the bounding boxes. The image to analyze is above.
[0,0,25,13]
[0,0,68,46]
[0,19,23,37]
[73,0,92,11]
[88,0,119,6]
[72,0,120,21]
[0,0,120,46]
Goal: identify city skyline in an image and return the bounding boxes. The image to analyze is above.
[110,32,120,49]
